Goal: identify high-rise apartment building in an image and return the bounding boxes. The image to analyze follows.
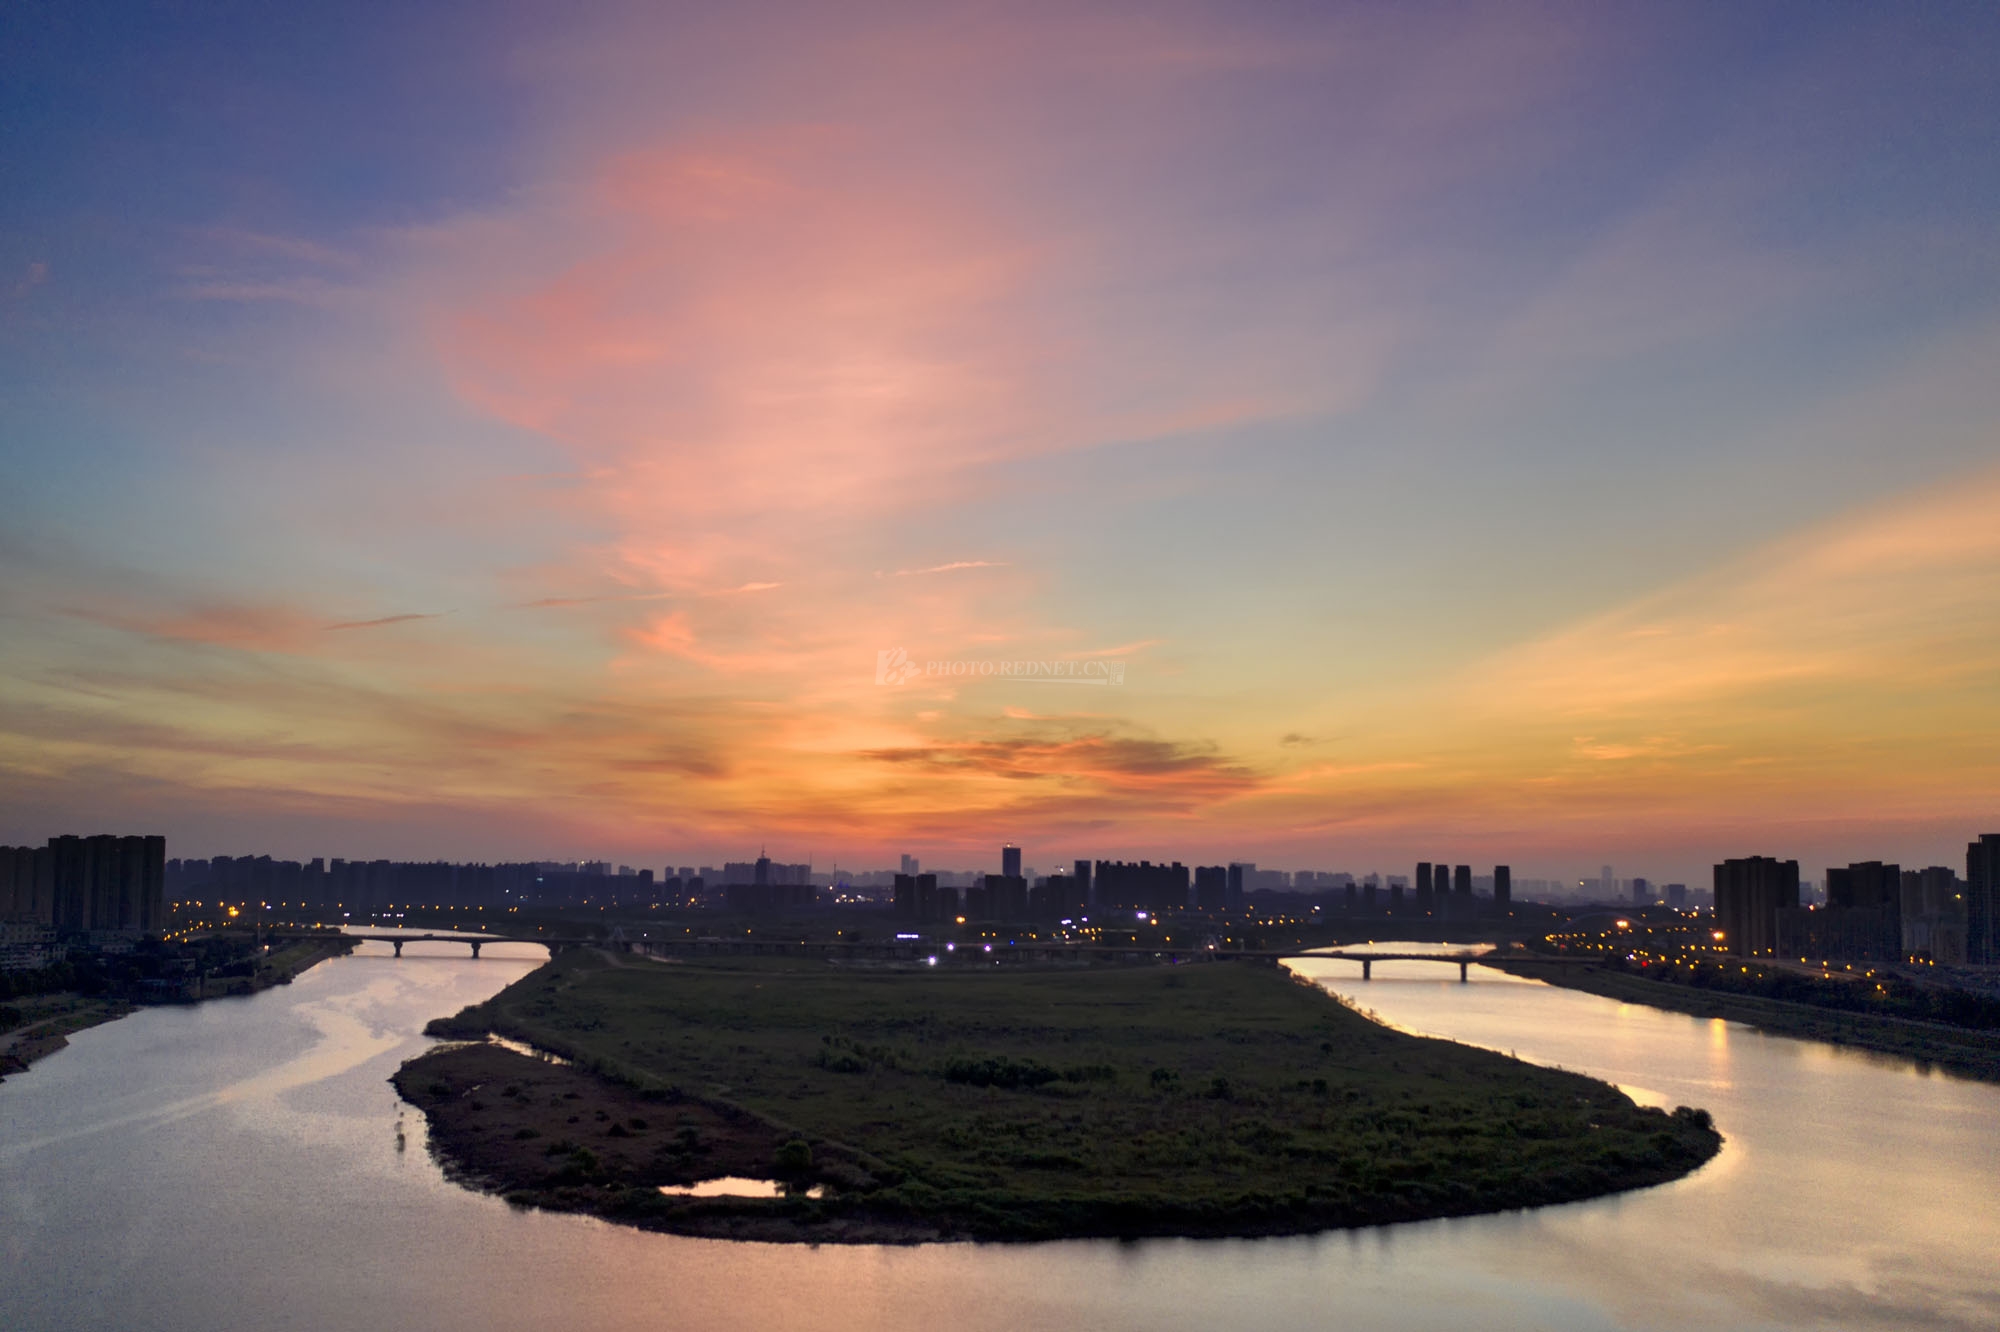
[1715,856,1799,956]
[1194,865,1228,911]
[45,834,167,935]
[0,843,54,923]
[1967,835,2000,965]
[1828,861,1901,912]
[1094,860,1189,912]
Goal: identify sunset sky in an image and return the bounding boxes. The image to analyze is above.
[4,1,1998,884]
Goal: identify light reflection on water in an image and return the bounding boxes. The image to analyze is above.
[657,1177,828,1199]
[0,943,1994,1332]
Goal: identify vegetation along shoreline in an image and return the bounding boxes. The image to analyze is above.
[395,949,1720,1243]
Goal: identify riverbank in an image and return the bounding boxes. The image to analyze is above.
[1491,957,2000,1083]
[400,949,1720,1243]
[0,933,356,1081]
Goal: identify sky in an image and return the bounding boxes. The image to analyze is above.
[3,1,1999,885]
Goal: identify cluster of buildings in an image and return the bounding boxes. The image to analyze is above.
[0,834,167,969]
[887,850,1527,925]
[17,826,1997,973]
[1713,833,2000,963]
[156,853,837,915]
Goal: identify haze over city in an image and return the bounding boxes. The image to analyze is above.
[6,1,1999,885]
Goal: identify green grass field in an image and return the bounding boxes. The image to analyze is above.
[413,950,1719,1240]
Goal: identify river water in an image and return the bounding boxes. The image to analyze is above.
[2,939,1994,1331]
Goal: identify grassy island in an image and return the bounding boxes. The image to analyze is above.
[396,949,1719,1242]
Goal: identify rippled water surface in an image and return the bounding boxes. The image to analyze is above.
[2,940,1994,1331]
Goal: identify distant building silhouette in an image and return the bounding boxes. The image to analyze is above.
[1095,860,1189,912]
[1494,865,1511,909]
[1968,835,2000,965]
[1789,861,1903,960]
[893,872,954,923]
[1194,865,1228,911]
[1414,862,1433,915]
[1828,861,1900,912]
[1001,844,1021,880]
[1900,866,1965,963]
[1036,870,1084,920]
[40,835,166,936]
[970,872,1028,921]
[0,843,54,924]
[1715,856,1799,956]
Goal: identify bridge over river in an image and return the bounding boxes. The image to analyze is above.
[259,930,1594,980]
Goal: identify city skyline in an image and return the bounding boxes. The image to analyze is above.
[5,3,2000,888]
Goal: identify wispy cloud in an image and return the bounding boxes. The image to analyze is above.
[173,278,353,307]
[195,227,362,270]
[324,612,448,631]
[1068,639,1163,659]
[882,561,1008,577]
[514,592,673,610]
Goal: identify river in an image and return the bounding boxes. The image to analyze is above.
[1,938,1994,1331]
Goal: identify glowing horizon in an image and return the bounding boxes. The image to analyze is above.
[4,2,1999,885]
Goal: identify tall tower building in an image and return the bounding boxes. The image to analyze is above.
[1968,834,2000,965]
[1001,844,1022,879]
[1715,856,1799,957]
[1494,865,1511,909]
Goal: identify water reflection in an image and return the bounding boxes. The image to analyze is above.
[0,945,1993,1332]
[483,1033,570,1065]
[657,1177,827,1199]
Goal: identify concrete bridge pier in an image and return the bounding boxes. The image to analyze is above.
[469,940,482,959]
[1361,958,1372,980]
[391,940,404,958]
[1459,961,1469,983]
